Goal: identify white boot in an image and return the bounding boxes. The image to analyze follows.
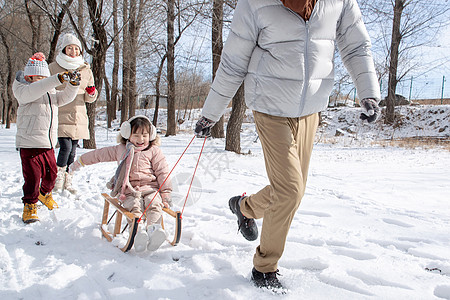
[134,229,149,252]
[64,172,77,194]
[53,166,66,193]
[147,224,167,251]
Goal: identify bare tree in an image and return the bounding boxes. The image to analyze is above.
[153,52,166,127]
[65,0,110,148]
[166,0,176,136]
[25,0,43,53]
[385,0,405,124]
[360,0,450,124]
[77,0,84,31]
[108,0,119,127]
[121,0,130,123]
[225,84,245,153]
[156,0,207,135]
[0,30,15,128]
[127,0,149,120]
[31,0,75,63]
[210,0,225,138]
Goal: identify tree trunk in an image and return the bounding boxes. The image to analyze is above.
[153,55,166,127]
[0,29,15,128]
[46,0,75,63]
[386,0,405,124]
[25,0,38,53]
[121,0,130,123]
[166,0,177,136]
[109,0,120,127]
[78,0,84,31]
[127,0,146,119]
[1,90,6,125]
[210,0,224,138]
[127,0,137,118]
[83,0,108,149]
[104,76,112,126]
[225,84,245,153]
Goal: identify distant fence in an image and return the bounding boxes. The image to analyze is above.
[382,75,449,102]
[412,99,450,105]
[333,75,450,106]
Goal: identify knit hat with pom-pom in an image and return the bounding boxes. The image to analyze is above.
[24,52,51,77]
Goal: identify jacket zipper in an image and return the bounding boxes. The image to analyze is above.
[47,92,53,148]
[282,4,316,114]
[300,21,310,110]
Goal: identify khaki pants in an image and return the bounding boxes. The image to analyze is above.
[240,111,319,273]
[122,190,164,226]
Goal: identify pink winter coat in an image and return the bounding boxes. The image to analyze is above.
[79,143,172,196]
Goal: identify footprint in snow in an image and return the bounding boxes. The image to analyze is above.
[366,238,413,252]
[347,270,412,290]
[382,218,414,228]
[299,210,332,217]
[318,273,373,296]
[332,248,376,260]
[434,285,450,300]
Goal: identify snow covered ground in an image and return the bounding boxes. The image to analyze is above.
[0,106,449,300]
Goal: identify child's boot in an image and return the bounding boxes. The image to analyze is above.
[22,203,39,223]
[147,224,167,251]
[53,166,66,192]
[64,172,77,194]
[38,191,58,210]
[134,227,149,252]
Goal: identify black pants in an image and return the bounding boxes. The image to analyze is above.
[56,137,78,171]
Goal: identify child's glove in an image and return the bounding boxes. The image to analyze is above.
[69,157,85,173]
[161,193,172,208]
[194,116,215,138]
[58,71,81,86]
[85,86,96,96]
[360,98,380,123]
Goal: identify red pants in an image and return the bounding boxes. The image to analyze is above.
[20,148,57,204]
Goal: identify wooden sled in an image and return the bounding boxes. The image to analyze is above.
[100,193,182,252]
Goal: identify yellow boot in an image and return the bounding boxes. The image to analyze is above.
[38,192,59,210]
[23,203,39,223]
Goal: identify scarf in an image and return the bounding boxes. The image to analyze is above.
[108,142,147,201]
[55,52,85,70]
[281,0,317,20]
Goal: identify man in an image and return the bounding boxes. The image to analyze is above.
[195,0,380,291]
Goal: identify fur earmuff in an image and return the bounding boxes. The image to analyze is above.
[119,115,156,141]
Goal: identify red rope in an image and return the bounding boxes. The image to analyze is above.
[181,136,207,215]
[138,135,196,223]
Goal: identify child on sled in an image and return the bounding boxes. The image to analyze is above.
[70,115,172,251]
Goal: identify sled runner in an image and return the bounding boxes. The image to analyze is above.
[100,193,182,252]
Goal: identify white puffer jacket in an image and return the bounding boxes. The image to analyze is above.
[202,0,380,121]
[13,71,79,149]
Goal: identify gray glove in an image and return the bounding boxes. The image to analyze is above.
[360,98,380,123]
[194,116,215,138]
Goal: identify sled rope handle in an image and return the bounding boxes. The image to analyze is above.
[138,135,205,223]
[181,135,207,215]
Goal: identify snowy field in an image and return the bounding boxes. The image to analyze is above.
[0,107,449,300]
